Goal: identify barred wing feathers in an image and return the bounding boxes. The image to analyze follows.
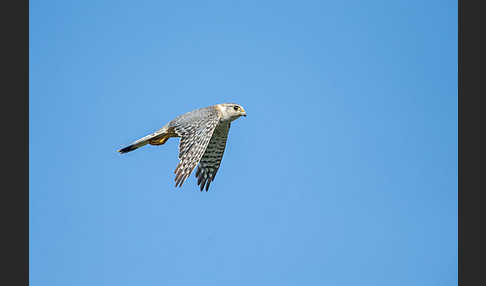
[195,123,230,191]
[172,108,221,188]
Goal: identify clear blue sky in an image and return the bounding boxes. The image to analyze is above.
[30,1,457,285]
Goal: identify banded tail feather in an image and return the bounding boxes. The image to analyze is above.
[118,144,139,154]
[117,125,173,154]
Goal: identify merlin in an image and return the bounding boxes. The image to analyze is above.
[118,103,247,191]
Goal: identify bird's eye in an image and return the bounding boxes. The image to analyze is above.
[233,106,239,111]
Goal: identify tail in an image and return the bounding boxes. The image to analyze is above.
[118,144,140,154]
[118,126,171,154]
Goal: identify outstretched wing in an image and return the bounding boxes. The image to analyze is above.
[172,108,221,188]
[195,123,230,191]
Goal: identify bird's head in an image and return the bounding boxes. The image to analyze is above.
[217,103,247,121]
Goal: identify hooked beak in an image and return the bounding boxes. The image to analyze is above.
[241,107,247,117]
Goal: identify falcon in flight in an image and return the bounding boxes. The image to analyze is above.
[118,103,247,191]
